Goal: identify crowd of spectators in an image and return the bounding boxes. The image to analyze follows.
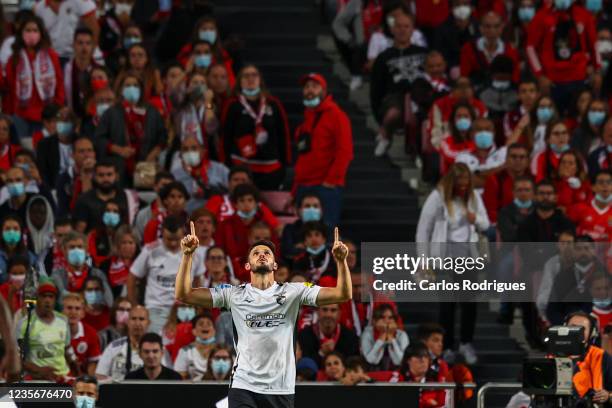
[0,0,609,407]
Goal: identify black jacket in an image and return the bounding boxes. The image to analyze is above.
[432,17,479,69]
[36,134,60,187]
[298,324,360,367]
[497,202,534,242]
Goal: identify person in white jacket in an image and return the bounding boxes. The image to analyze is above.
[415,162,490,365]
[360,304,409,370]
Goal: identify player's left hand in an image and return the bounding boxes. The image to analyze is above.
[331,227,348,262]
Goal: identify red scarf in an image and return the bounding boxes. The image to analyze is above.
[67,266,89,292]
[16,49,56,105]
[313,322,341,345]
[189,154,211,196]
[361,1,383,42]
[108,256,131,287]
[123,102,146,173]
[0,145,13,171]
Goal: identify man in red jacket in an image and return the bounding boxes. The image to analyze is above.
[526,0,600,115]
[294,73,353,228]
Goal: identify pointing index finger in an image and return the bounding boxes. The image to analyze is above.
[190,221,195,236]
[334,227,339,244]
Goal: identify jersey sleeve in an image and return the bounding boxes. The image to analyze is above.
[174,348,189,373]
[129,247,149,278]
[95,344,115,376]
[294,282,321,307]
[211,284,233,309]
[77,0,97,17]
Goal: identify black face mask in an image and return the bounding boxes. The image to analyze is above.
[536,201,556,211]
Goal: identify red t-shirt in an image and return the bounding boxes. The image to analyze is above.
[205,194,280,228]
[592,307,612,334]
[567,200,611,242]
[554,178,592,210]
[0,281,23,311]
[83,307,111,331]
[70,321,102,374]
[439,135,475,175]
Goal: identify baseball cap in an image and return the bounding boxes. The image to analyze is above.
[38,280,58,296]
[299,73,327,92]
[296,357,319,373]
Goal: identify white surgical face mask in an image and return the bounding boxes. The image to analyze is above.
[453,5,472,20]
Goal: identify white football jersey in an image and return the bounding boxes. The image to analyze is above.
[211,282,321,395]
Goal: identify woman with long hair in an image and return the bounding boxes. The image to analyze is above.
[415,163,490,365]
[360,303,409,370]
[202,345,234,380]
[97,296,132,350]
[87,199,126,268]
[5,14,64,136]
[438,102,477,175]
[95,70,166,181]
[531,120,571,182]
[0,115,22,172]
[220,64,291,190]
[201,245,238,288]
[571,98,607,159]
[99,225,138,299]
[0,215,37,284]
[553,150,591,212]
[123,43,163,100]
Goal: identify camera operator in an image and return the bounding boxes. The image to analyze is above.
[568,311,612,405]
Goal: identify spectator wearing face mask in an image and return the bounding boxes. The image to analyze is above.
[73,375,98,408]
[99,0,134,61]
[163,303,197,362]
[526,0,600,115]
[477,55,518,121]
[0,256,28,313]
[123,43,163,102]
[129,216,205,334]
[133,171,174,240]
[5,15,64,138]
[9,150,55,208]
[203,345,234,381]
[497,176,536,243]
[220,64,291,191]
[503,78,540,144]
[87,199,126,267]
[62,292,102,376]
[175,314,218,380]
[104,23,142,76]
[64,27,100,120]
[432,0,478,78]
[572,99,608,159]
[438,102,477,175]
[282,193,325,263]
[588,117,612,175]
[171,136,228,212]
[35,107,76,189]
[532,121,572,182]
[81,73,116,139]
[95,71,166,180]
[143,182,189,244]
[81,275,113,331]
[51,231,113,309]
[294,73,353,227]
[176,16,236,87]
[567,170,612,242]
[98,297,132,351]
[292,221,336,284]
[185,40,215,76]
[513,0,536,47]
[125,333,182,380]
[99,226,138,299]
[0,215,37,284]
[459,12,520,92]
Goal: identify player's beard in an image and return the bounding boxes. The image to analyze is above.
[253,263,272,275]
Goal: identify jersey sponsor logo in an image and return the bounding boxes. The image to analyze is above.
[156,275,176,288]
[245,313,286,328]
[76,341,88,354]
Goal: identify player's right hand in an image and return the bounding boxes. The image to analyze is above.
[181,221,199,255]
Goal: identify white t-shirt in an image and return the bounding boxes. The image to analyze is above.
[211,282,321,395]
[174,344,208,380]
[455,146,507,174]
[34,0,97,58]
[367,30,428,61]
[130,241,205,309]
[95,336,173,380]
[0,36,15,74]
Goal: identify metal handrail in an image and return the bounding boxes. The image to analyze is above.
[477,382,523,408]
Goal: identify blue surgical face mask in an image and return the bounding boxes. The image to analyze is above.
[554,0,572,9]
[177,307,196,322]
[586,0,602,12]
[242,88,261,97]
[593,298,611,309]
[492,80,511,91]
[514,198,533,209]
[537,107,553,123]
[122,85,141,104]
[550,143,570,154]
[2,230,21,246]
[518,6,535,22]
[199,30,217,44]
[301,207,322,222]
[474,131,494,149]
[194,54,212,68]
[196,335,216,345]
[588,111,606,127]
[68,248,87,267]
[303,97,321,108]
[7,182,25,198]
[596,193,612,204]
[123,36,141,49]
[455,117,472,132]
[84,290,104,306]
[237,209,257,220]
[56,121,73,135]
[19,0,36,11]
[96,103,110,118]
[103,211,120,227]
[306,245,326,255]
[75,395,96,408]
[211,359,231,377]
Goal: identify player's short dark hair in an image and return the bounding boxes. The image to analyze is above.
[159,181,190,201]
[231,183,260,203]
[229,165,253,181]
[139,333,163,350]
[300,221,328,241]
[192,313,215,327]
[248,240,276,257]
[415,323,446,341]
[298,193,321,208]
[75,375,98,386]
[162,214,187,234]
[95,158,117,172]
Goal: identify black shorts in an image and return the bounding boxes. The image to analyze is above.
[228,388,294,408]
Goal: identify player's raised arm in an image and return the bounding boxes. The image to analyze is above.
[316,227,353,306]
[175,221,214,308]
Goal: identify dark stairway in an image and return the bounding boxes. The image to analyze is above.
[214,1,524,406]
